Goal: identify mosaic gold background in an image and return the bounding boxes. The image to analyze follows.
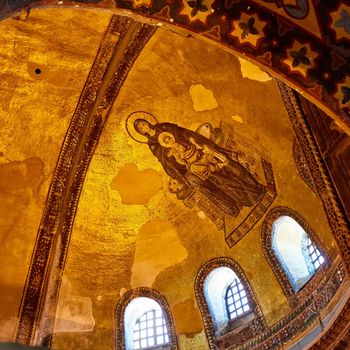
[0,8,339,349]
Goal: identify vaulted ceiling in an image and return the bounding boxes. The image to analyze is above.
[1,0,350,133]
[0,4,349,350]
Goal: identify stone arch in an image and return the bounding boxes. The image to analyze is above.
[114,287,178,350]
[194,257,266,350]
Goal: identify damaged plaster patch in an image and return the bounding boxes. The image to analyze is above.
[189,84,218,112]
[111,163,162,205]
[27,62,70,87]
[172,299,203,335]
[178,331,208,349]
[197,211,206,219]
[120,287,127,297]
[231,114,243,123]
[0,157,44,246]
[238,57,272,82]
[54,276,95,333]
[0,316,17,340]
[131,219,188,288]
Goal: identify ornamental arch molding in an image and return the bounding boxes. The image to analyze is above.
[194,257,267,350]
[114,287,178,350]
[14,15,157,346]
[261,206,330,307]
[0,1,350,133]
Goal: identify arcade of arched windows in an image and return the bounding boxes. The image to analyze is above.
[114,207,346,350]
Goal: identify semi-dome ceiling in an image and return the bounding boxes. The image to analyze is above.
[1,0,350,131]
[0,7,348,350]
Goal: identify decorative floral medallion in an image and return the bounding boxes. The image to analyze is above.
[229,12,268,48]
[330,3,350,42]
[335,76,350,112]
[179,0,214,24]
[283,40,318,79]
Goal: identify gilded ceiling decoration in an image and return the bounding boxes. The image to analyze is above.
[15,14,156,345]
[292,138,316,193]
[1,5,349,350]
[0,1,349,132]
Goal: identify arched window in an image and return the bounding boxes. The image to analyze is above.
[262,207,329,306]
[126,298,169,349]
[195,258,266,350]
[114,288,178,350]
[272,215,325,291]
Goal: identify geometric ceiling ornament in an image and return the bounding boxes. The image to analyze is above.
[330,4,350,42]
[229,12,268,48]
[251,0,323,39]
[179,0,215,24]
[335,76,350,112]
[131,0,153,9]
[283,40,318,79]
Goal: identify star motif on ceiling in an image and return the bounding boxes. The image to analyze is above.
[229,13,267,48]
[335,76,350,111]
[129,0,153,9]
[330,4,350,42]
[283,41,318,79]
[179,0,214,24]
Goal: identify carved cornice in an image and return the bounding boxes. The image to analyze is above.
[231,80,350,350]
[236,259,346,350]
[293,137,317,194]
[114,288,178,350]
[277,81,350,272]
[261,206,330,307]
[219,82,350,350]
[309,296,350,350]
[15,15,156,345]
[194,257,267,350]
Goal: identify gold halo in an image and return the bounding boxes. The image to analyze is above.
[125,111,158,143]
[158,132,176,148]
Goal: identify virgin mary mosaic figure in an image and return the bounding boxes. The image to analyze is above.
[126,112,266,218]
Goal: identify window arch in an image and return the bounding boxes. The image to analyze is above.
[262,206,329,306]
[195,258,266,350]
[114,288,178,350]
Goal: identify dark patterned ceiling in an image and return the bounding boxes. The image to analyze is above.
[1,0,350,132]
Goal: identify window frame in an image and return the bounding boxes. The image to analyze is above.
[262,206,330,307]
[133,309,169,350]
[307,237,325,271]
[195,258,267,350]
[114,288,178,350]
[225,278,251,321]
